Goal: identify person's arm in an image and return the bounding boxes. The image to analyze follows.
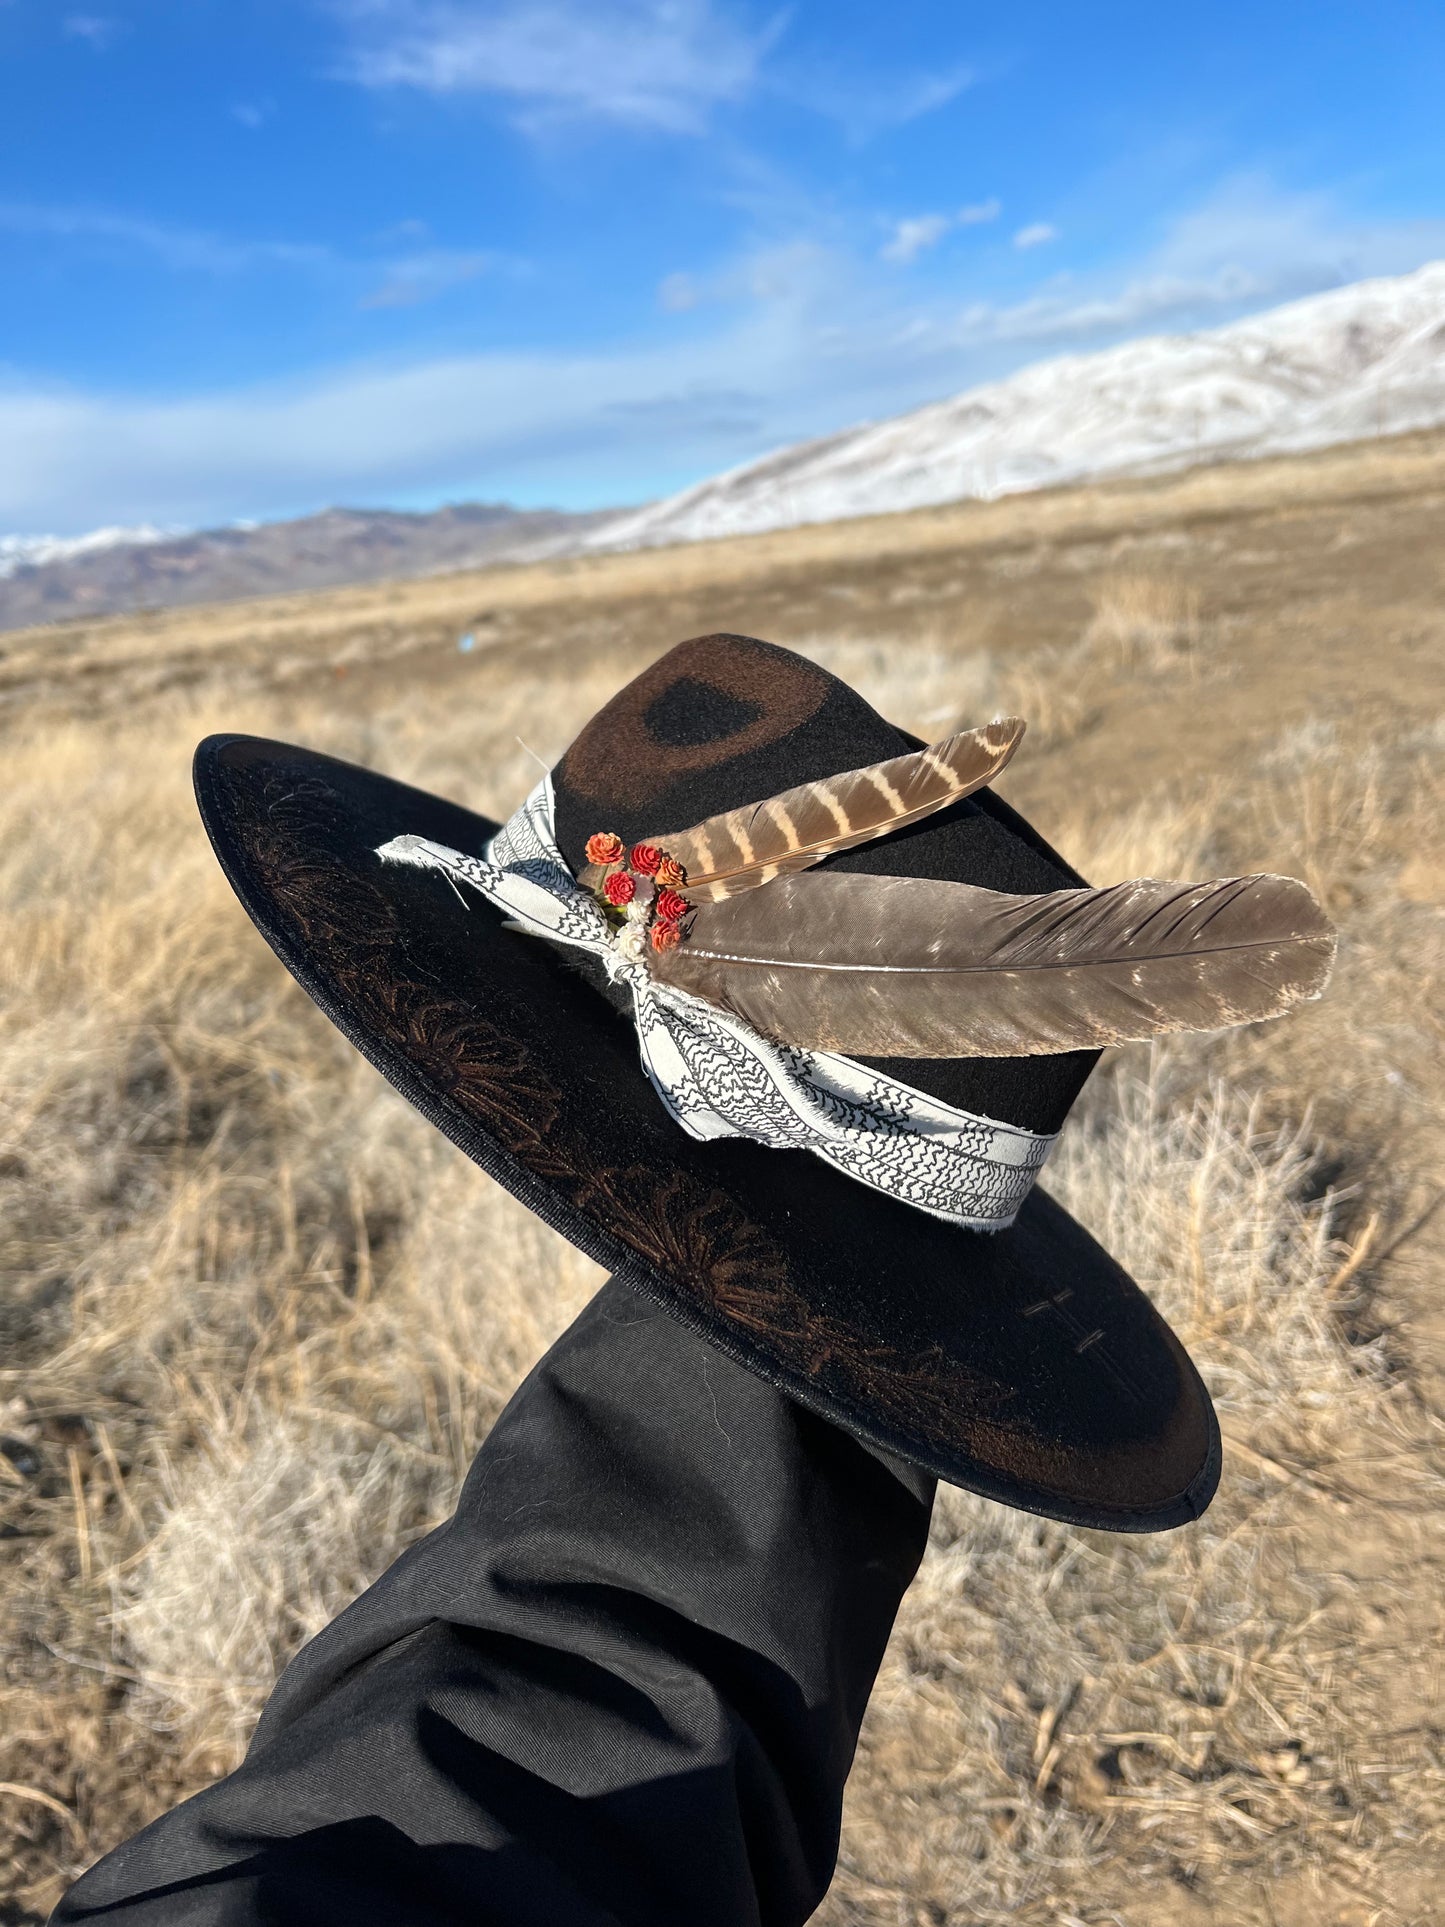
[55,1270,935,1927]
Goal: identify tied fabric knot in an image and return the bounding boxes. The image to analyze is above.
[376,779,1057,1232]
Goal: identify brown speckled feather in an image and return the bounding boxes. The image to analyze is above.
[581,717,1025,902]
[650,869,1336,1056]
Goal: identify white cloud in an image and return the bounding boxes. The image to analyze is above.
[0,202,330,276]
[1,200,517,313]
[376,217,432,243]
[332,0,780,134]
[63,13,123,48]
[785,61,974,141]
[889,65,974,124]
[658,271,700,312]
[1013,222,1058,250]
[4,178,1442,537]
[881,198,999,264]
[1142,173,1402,292]
[360,248,501,308]
[231,99,276,130]
[880,214,952,266]
[0,331,790,532]
[0,240,886,531]
[943,178,1445,347]
[953,269,1266,346]
[654,239,836,312]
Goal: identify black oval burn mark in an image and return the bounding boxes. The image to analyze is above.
[644,676,764,748]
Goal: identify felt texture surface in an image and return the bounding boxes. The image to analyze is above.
[192,717,1220,1531]
[553,634,1098,1135]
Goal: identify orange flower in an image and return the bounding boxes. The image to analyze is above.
[630,842,663,876]
[650,920,682,952]
[654,886,689,924]
[603,871,637,907]
[585,831,624,867]
[656,853,687,888]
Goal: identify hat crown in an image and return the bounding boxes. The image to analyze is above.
[553,633,1099,1136]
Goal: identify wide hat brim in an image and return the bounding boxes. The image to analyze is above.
[195,733,1220,1532]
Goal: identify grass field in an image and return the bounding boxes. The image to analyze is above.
[2,430,1443,1924]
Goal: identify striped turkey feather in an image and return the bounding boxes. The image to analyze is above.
[580,717,1025,901]
[650,869,1336,1057]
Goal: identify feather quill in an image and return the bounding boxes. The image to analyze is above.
[650,870,1336,1057]
[580,718,1026,901]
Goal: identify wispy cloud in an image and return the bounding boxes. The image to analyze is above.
[231,98,277,130]
[786,60,974,141]
[0,202,331,276]
[1013,222,1059,250]
[944,179,1445,347]
[953,269,1267,347]
[658,271,701,312]
[0,332,788,532]
[1145,173,1380,290]
[880,198,999,264]
[5,179,1442,536]
[63,13,124,50]
[1,201,516,311]
[654,240,836,315]
[880,214,951,266]
[332,0,781,134]
[360,248,504,308]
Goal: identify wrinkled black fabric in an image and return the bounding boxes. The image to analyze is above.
[55,1272,935,1926]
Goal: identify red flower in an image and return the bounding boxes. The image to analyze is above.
[656,853,687,888]
[585,831,624,867]
[654,886,689,924]
[603,871,637,907]
[630,843,663,876]
[650,920,682,952]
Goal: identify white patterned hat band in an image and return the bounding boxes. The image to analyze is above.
[377,779,1057,1233]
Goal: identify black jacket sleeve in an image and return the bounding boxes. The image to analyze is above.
[54,1270,935,1927]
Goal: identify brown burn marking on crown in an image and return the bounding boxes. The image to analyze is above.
[558,633,833,813]
[197,736,1217,1515]
[552,630,1102,1136]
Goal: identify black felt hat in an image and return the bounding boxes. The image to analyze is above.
[192,633,1303,1532]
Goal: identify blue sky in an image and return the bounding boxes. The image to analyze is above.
[2,0,1443,536]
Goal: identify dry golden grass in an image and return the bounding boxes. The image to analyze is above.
[2,432,1443,1924]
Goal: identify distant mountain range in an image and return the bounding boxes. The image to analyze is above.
[0,503,616,631]
[5,260,1445,632]
[596,261,1445,547]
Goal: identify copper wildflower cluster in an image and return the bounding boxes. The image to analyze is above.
[584,833,692,955]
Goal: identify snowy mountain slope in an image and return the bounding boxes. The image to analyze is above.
[10,263,1445,626]
[0,524,172,580]
[592,261,1445,548]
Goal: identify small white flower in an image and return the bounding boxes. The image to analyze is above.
[614,922,648,965]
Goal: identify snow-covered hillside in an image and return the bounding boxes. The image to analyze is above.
[10,262,1445,625]
[593,261,1445,548]
[0,524,172,580]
